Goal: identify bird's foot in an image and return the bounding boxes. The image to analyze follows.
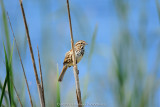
[77,70,79,74]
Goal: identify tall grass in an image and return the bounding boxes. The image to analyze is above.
[0,43,15,107]
[56,64,60,107]
[0,81,9,107]
[82,24,98,105]
[0,0,15,106]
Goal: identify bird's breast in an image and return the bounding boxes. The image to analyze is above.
[75,49,84,63]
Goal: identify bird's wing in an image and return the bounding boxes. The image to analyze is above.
[63,49,73,66]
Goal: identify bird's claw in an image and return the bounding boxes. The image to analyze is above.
[77,70,79,74]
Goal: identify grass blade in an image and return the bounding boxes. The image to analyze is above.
[1,0,15,106]
[56,64,60,107]
[37,46,45,106]
[12,82,23,107]
[156,0,160,22]
[9,42,15,106]
[19,1,44,106]
[0,0,11,57]
[3,43,12,106]
[2,43,15,106]
[83,25,98,105]
[88,24,98,66]
[6,12,33,107]
[0,81,9,107]
[0,76,8,106]
[9,42,14,67]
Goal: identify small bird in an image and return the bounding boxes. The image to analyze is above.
[58,40,87,82]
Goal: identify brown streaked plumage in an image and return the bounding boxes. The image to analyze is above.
[58,40,87,82]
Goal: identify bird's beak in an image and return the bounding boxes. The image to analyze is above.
[85,43,88,45]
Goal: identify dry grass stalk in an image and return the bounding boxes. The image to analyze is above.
[6,12,33,107]
[37,46,45,106]
[66,0,82,106]
[12,82,23,107]
[19,0,45,107]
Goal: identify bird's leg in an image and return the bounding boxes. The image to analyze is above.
[75,60,79,74]
[77,70,79,74]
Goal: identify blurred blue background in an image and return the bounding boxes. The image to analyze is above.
[1,0,160,107]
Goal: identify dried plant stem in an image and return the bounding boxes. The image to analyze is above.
[37,46,45,106]
[6,12,33,107]
[12,81,23,107]
[66,0,82,106]
[19,0,45,107]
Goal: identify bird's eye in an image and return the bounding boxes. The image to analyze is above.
[81,43,82,44]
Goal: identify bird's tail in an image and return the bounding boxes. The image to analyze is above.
[58,65,68,82]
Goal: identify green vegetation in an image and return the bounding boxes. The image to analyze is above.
[56,64,60,107]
